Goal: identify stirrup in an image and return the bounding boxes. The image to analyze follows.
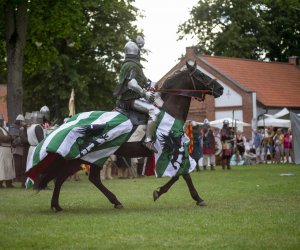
[143,141,158,153]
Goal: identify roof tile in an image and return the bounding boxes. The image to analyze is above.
[202,55,300,107]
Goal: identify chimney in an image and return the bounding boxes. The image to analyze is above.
[288,56,299,65]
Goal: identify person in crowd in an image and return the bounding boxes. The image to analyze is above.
[136,157,147,177]
[114,36,162,153]
[202,119,216,170]
[243,138,257,165]
[40,105,55,136]
[100,157,113,180]
[10,114,28,186]
[116,156,131,179]
[235,130,246,159]
[0,113,15,188]
[191,121,202,171]
[253,129,263,164]
[273,128,284,164]
[220,120,234,170]
[262,126,275,164]
[230,151,245,166]
[283,128,293,164]
[26,111,45,173]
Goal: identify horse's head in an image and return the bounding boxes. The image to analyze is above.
[186,61,223,99]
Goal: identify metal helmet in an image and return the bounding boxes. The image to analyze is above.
[40,105,50,121]
[135,36,145,48]
[16,114,25,122]
[124,40,139,56]
[31,111,43,125]
[204,118,210,125]
[25,112,32,125]
[223,119,229,125]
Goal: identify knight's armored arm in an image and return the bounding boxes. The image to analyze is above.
[128,78,155,103]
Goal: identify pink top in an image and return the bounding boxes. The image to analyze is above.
[283,134,292,149]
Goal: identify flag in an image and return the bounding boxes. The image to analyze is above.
[154,111,196,177]
[68,88,75,117]
[185,123,194,154]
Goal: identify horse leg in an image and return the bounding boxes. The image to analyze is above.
[88,164,123,209]
[51,160,81,212]
[153,176,179,202]
[182,173,206,206]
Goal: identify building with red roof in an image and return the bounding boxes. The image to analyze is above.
[159,47,300,138]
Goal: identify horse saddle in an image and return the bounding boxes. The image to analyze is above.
[115,107,149,143]
[115,107,148,126]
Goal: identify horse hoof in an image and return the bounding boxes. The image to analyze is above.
[153,190,159,202]
[114,204,124,209]
[196,201,207,207]
[51,205,63,212]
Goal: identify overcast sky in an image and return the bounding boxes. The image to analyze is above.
[134,0,198,81]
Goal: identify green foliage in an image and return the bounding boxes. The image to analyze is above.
[179,0,300,61]
[0,0,142,121]
[0,164,299,249]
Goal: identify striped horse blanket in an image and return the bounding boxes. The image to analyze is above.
[26,110,195,186]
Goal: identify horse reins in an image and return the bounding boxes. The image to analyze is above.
[156,69,215,101]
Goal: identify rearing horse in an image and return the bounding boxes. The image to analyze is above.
[26,61,223,212]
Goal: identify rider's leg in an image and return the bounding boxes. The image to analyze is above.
[131,99,160,153]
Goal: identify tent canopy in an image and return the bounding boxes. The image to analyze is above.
[257,117,291,128]
[264,108,290,119]
[209,117,250,129]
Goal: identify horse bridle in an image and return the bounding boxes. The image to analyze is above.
[157,69,215,101]
[188,67,216,101]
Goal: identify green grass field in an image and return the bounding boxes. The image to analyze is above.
[0,164,299,250]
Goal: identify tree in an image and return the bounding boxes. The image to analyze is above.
[3,0,27,123]
[23,0,141,122]
[178,0,300,61]
[0,0,142,123]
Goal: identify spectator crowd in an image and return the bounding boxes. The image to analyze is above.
[185,119,295,171]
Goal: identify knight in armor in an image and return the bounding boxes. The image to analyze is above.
[114,37,161,153]
[202,119,216,171]
[220,120,234,170]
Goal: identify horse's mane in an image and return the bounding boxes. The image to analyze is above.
[161,69,187,89]
[160,69,189,99]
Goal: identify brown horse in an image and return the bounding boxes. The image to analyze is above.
[30,61,223,212]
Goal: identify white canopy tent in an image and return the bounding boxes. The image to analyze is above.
[209,117,250,129]
[264,108,290,119]
[257,117,291,128]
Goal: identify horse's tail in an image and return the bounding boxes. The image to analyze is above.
[34,157,62,190]
[33,154,64,190]
[35,156,82,190]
